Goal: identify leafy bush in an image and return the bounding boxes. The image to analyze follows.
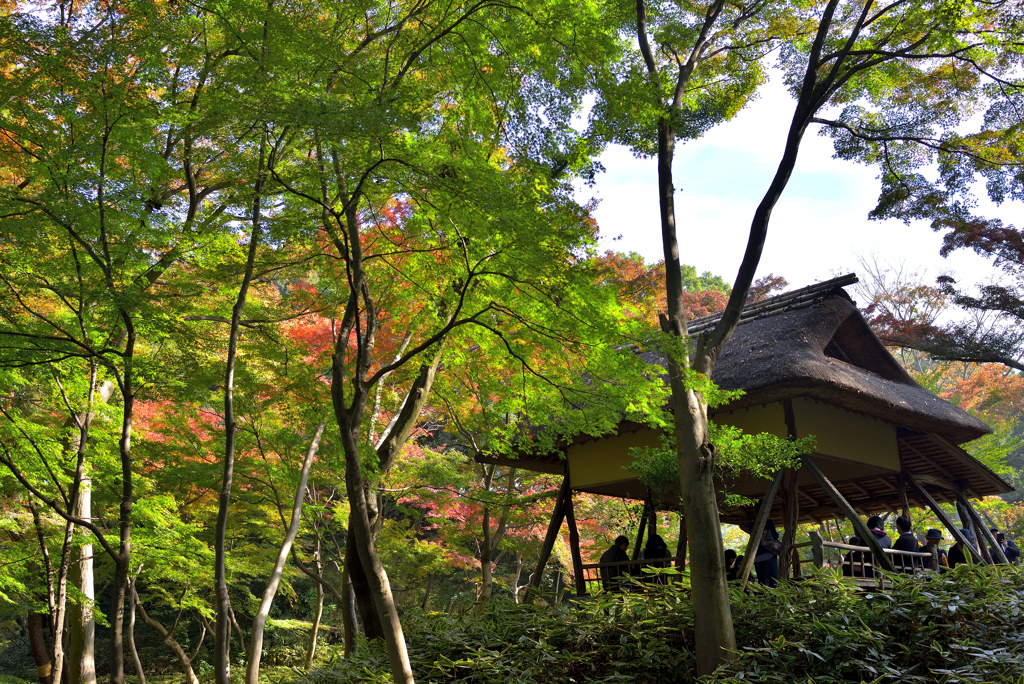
[295,565,1024,683]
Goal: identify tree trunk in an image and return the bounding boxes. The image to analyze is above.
[305,575,324,668]
[245,421,325,684]
[126,580,145,684]
[68,478,96,684]
[341,565,357,657]
[345,528,383,640]
[27,612,52,684]
[214,135,266,684]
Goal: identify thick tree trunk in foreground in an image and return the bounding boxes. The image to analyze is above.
[27,612,52,684]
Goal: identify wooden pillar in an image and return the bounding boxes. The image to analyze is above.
[960,493,1007,564]
[898,475,911,521]
[956,497,990,563]
[802,457,896,573]
[529,476,570,589]
[903,472,983,563]
[631,501,648,562]
[778,468,800,581]
[809,529,824,569]
[739,468,786,591]
[564,489,587,595]
[675,514,687,570]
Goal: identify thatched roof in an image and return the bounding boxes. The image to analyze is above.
[705,288,991,444]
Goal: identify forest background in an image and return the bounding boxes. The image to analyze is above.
[3,0,1024,683]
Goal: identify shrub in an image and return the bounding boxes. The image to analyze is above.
[295,565,1024,683]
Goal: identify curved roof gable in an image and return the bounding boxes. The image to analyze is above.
[711,292,991,444]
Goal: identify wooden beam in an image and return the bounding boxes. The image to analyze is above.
[903,472,983,563]
[959,493,1006,564]
[739,469,786,592]
[529,476,570,589]
[913,473,964,493]
[779,468,800,581]
[956,497,990,563]
[564,489,587,595]
[631,502,648,562]
[675,514,687,571]
[898,475,910,520]
[801,457,896,573]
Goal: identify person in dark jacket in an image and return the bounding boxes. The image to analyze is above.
[892,515,921,573]
[599,535,630,591]
[724,549,738,580]
[989,528,1020,564]
[866,515,892,549]
[923,528,948,569]
[747,519,780,587]
[948,528,976,568]
[643,534,671,584]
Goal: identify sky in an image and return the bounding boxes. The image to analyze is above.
[576,72,1023,301]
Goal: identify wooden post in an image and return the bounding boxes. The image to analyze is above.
[956,497,990,563]
[739,469,786,592]
[675,514,687,570]
[960,493,1007,564]
[631,502,648,562]
[899,475,911,521]
[809,529,824,569]
[564,490,587,596]
[801,457,896,573]
[779,468,800,581]
[529,476,570,589]
[929,544,940,571]
[903,472,983,563]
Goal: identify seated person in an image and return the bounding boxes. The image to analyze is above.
[948,528,977,568]
[724,549,738,581]
[842,536,871,577]
[643,534,671,583]
[989,528,1020,564]
[891,515,921,573]
[923,528,948,569]
[599,535,630,591]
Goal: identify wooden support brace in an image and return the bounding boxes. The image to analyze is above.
[564,489,587,595]
[675,514,687,571]
[903,472,983,563]
[739,469,786,592]
[529,476,570,589]
[956,497,990,563]
[960,493,1007,564]
[898,475,910,521]
[779,468,800,581]
[631,502,648,562]
[802,457,896,573]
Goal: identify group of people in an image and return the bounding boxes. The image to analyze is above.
[598,513,1019,593]
[597,533,673,591]
[842,515,1020,576]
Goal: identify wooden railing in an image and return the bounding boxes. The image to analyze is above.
[807,530,938,587]
[578,556,684,594]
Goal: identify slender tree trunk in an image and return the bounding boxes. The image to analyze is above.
[68,478,96,684]
[126,579,145,684]
[214,134,266,684]
[245,422,325,684]
[305,572,324,667]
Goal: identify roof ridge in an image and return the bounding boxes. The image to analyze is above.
[686,273,859,336]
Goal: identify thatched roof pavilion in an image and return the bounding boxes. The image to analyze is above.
[489,274,1014,590]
